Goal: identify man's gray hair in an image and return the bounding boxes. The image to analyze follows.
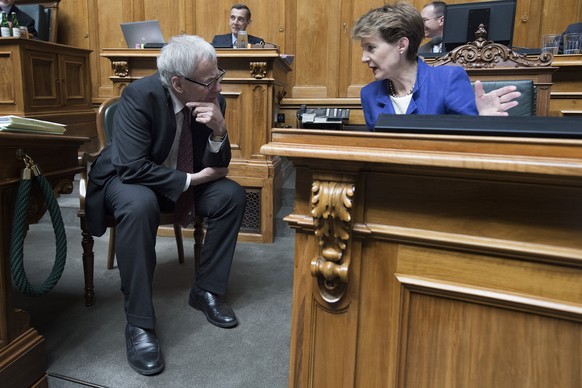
[157,35,217,88]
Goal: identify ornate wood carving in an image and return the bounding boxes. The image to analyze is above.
[432,24,554,68]
[111,60,129,77]
[310,179,355,303]
[250,61,267,79]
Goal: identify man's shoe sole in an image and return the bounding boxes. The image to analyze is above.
[128,360,165,376]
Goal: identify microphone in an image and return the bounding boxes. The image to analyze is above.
[431,36,443,53]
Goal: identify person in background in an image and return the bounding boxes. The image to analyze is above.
[211,3,264,47]
[0,0,39,39]
[418,1,446,54]
[352,3,521,130]
[559,22,582,53]
[85,35,246,376]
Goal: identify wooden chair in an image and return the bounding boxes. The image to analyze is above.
[431,24,557,116]
[79,96,204,306]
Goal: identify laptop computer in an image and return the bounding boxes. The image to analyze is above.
[212,41,235,49]
[120,20,165,48]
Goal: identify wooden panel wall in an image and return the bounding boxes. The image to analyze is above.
[54,0,582,103]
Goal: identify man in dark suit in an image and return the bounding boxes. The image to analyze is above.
[85,34,246,376]
[418,1,446,54]
[559,22,582,53]
[0,0,39,38]
[211,3,264,48]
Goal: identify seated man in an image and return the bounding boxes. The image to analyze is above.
[211,3,264,47]
[85,35,246,376]
[419,1,446,54]
[0,0,39,39]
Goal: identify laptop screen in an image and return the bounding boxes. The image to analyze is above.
[120,20,165,48]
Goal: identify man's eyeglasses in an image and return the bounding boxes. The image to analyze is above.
[184,68,226,89]
[423,16,443,23]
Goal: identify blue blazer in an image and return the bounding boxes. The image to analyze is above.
[360,58,478,130]
[86,73,230,237]
[211,33,264,47]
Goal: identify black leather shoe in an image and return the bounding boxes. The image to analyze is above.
[125,323,164,376]
[189,288,238,328]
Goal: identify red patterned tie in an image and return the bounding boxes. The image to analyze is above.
[175,107,195,227]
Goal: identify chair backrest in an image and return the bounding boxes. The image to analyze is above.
[17,0,59,42]
[472,80,535,116]
[96,96,120,151]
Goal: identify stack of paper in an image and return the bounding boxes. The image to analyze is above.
[0,115,67,134]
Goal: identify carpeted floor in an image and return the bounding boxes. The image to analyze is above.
[12,168,296,388]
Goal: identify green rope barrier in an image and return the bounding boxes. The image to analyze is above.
[10,151,67,297]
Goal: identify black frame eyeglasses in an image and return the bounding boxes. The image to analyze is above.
[184,68,227,89]
[422,16,442,23]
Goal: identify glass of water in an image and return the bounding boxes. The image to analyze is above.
[541,34,560,56]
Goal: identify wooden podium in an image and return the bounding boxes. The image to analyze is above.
[0,38,96,153]
[262,128,582,388]
[101,48,292,243]
[0,132,87,388]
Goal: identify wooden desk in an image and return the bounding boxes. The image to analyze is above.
[550,54,582,116]
[100,48,292,243]
[0,38,96,153]
[262,128,582,388]
[0,132,87,388]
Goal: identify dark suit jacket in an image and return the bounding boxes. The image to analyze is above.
[559,23,582,53]
[211,33,264,47]
[418,36,443,54]
[86,73,231,237]
[6,5,39,39]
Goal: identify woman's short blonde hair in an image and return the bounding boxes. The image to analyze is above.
[352,2,424,62]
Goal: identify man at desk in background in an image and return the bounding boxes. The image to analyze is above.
[0,0,39,38]
[211,3,264,48]
[418,1,445,54]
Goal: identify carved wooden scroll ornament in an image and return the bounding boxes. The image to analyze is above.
[432,24,554,68]
[310,180,355,303]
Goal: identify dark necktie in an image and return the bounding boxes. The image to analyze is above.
[175,107,195,227]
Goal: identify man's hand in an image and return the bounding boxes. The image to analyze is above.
[189,167,228,186]
[474,80,521,116]
[186,101,226,136]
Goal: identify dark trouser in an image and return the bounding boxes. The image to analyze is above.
[105,177,245,329]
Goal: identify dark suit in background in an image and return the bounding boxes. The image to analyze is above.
[559,22,582,53]
[211,33,264,47]
[2,4,39,38]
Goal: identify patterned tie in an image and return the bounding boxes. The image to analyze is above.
[175,107,195,227]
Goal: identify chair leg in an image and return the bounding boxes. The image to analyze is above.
[193,217,205,272]
[173,223,184,264]
[107,226,116,269]
[80,217,95,306]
